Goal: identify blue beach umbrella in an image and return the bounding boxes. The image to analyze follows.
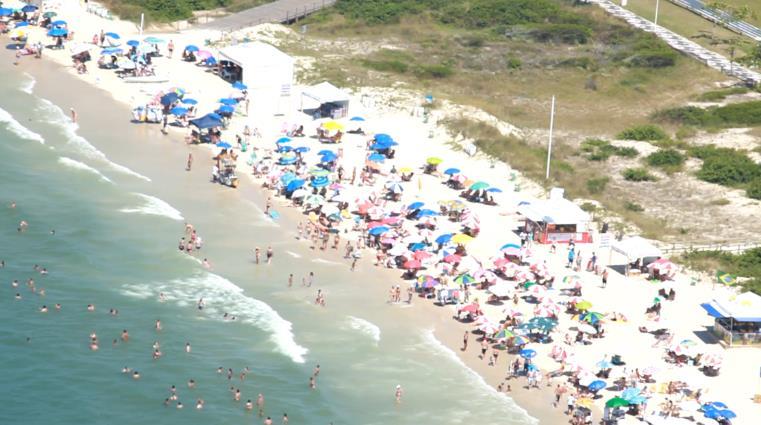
[596,359,612,369]
[435,233,453,244]
[170,106,188,116]
[368,226,390,236]
[408,242,427,252]
[487,187,503,193]
[100,47,122,55]
[232,81,247,90]
[160,92,180,106]
[519,349,536,359]
[286,179,305,192]
[22,5,38,13]
[408,202,424,210]
[51,20,67,27]
[501,243,521,250]
[276,137,292,144]
[588,380,606,392]
[280,172,296,185]
[320,152,338,163]
[185,44,199,52]
[294,146,310,153]
[104,32,120,39]
[126,40,140,47]
[416,209,439,218]
[318,149,334,156]
[216,142,232,149]
[279,156,297,165]
[0,8,13,17]
[375,133,393,143]
[444,168,461,175]
[47,28,68,37]
[350,116,365,121]
[277,145,293,153]
[219,98,238,105]
[143,36,164,44]
[218,105,235,113]
[703,402,729,410]
[311,177,330,188]
[367,153,385,163]
[15,21,29,28]
[181,98,198,105]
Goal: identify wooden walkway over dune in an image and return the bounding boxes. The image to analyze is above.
[196,0,336,31]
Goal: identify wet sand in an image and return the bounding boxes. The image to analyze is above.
[10,51,571,424]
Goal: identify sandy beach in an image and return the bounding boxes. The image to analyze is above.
[3,1,760,424]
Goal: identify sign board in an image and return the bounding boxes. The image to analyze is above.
[599,233,612,249]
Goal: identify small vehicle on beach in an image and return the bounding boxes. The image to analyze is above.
[213,161,239,188]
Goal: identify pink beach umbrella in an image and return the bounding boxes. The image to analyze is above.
[443,254,462,264]
[196,50,213,59]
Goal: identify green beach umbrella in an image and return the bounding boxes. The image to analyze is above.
[493,328,514,340]
[523,281,538,289]
[606,397,630,408]
[579,311,604,324]
[454,273,475,286]
[310,168,330,177]
[469,181,490,191]
[43,11,57,18]
[510,335,528,346]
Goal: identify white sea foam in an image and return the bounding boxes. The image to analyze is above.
[285,251,302,258]
[58,157,112,183]
[36,98,151,181]
[121,272,308,363]
[120,193,184,221]
[0,106,45,143]
[420,329,538,425]
[311,258,343,266]
[347,316,381,344]
[20,73,36,94]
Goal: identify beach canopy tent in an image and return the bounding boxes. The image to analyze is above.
[612,236,662,262]
[517,191,591,244]
[189,113,223,129]
[217,42,294,91]
[300,81,350,119]
[701,292,761,347]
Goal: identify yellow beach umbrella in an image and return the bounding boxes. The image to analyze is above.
[398,167,413,174]
[426,157,443,165]
[576,397,594,408]
[451,233,474,245]
[575,300,593,311]
[323,121,344,131]
[11,29,26,39]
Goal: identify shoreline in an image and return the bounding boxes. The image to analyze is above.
[3,3,759,424]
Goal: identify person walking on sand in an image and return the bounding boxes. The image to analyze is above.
[601,268,609,288]
[254,247,260,264]
[462,331,469,351]
[480,338,489,360]
[70,108,77,123]
[167,40,174,58]
[266,246,273,264]
[288,274,293,288]
[186,153,193,171]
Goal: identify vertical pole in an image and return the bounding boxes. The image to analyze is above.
[139,13,144,38]
[655,0,660,26]
[545,95,556,180]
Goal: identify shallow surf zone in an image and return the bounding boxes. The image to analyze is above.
[20,72,36,94]
[346,316,381,344]
[420,329,538,425]
[119,193,184,221]
[121,272,308,363]
[58,157,113,183]
[0,106,45,143]
[35,98,151,182]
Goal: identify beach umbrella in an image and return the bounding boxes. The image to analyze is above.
[0,8,12,16]
[576,398,594,409]
[509,335,528,346]
[416,209,438,218]
[605,397,629,408]
[104,32,120,39]
[487,187,503,193]
[126,40,140,47]
[387,183,404,194]
[279,155,297,165]
[196,50,213,60]
[502,246,521,257]
[320,152,338,162]
[43,11,57,18]
[277,145,293,153]
[426,157,443,165]
[143,36,164,44]
[170,106,188,116]
[454,273,475,286]
[703,402,728,410]
[408,242,427,252]
[375,133,393,143]
[469,181,490,191]
[444,168,460,175]
[160,92,180,106]
[117,59,136,70]
[21,5,37,12]
[519,349,536,359]
[219,98,238,105]
[218,105,235,113]
[294,146,310,153]
[311,177,330,188]
[280,172,296,185]
[317,149,334,156]
[15,21,28,28]
[596,359,612,370]
[575,300,593,311]
[621,387,642,402]
[403,260,422,270]
[443,254,461,264]
[180,98,198,105]
[323,121,344,131]
[276,137,292,144]
[100,47,123,56]
[185,44,199,52]
[286,179,305,192]
[232,81,247,90]
[588,380,606,392]
[51,19,66,26]
[413,250,432,261]
[47,28,68,37]
[215,142,232,149]
[367,153,385,163]
[500,243,521,250]
[368,226,390,236]
[417,275,438,288]
[435,233,453,244]
[451,233,473,245]
[304,193,325,205]
[407,201,424,210]
[705,409,736,420]
[493,328,514,340]
[310,169,330,178]
[350,116,365,121]
[579,311,604,324]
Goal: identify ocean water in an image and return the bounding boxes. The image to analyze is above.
[0,61,536,424]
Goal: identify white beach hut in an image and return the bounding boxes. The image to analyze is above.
[217,42,294,91]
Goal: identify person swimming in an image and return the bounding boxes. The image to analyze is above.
[39,305,48,313]
[132,371,140,379]
[245,400,253,411]
[87,304,95,312]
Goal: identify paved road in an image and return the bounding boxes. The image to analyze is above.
[196,0,336,31]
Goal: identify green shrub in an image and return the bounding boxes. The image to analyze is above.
[580,138,639,161]
[617,124,668,141]
[691,146,761,186]
[696,87,749,102]
[627,51,677,68]
[586,176,609,194]
[680,249,761,295]
[746,178,761,200]
[624,201,644,212]
[655,101,761,128]
[616,147,640,157]
[646,148,685,173]
[528,23,591,44]
[557,57,594,69]
[506,56,522,70]
[361,59,409,73]
[622,167,657,182]
[414,64,454,79]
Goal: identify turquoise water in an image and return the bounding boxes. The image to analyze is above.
[0,63,536,425]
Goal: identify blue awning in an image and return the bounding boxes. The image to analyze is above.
[701,302,725,319]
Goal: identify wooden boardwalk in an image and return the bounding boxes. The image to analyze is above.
[196,0,336,31]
